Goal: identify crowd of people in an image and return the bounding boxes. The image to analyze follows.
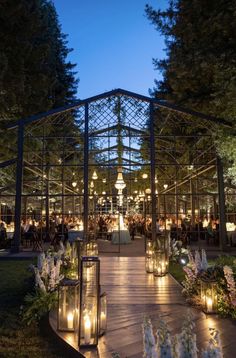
[166,215,220,245]
[0,212,232,250]
[89,214,221,245]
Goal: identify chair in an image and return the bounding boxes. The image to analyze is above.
[32,233,43,251]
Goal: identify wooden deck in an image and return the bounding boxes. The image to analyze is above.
[50,254,236,357]
[94,256,236,358]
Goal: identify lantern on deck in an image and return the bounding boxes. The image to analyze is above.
[79,256,100,347]
[200,279,218,314]
[145,240,154,273]
[58,279,80,332]
[99,292,107,335]
[156,235,169,273]
[146,239,153,256]
[153,250,167,277]
[86,241,98,257]
[68,242,79,279]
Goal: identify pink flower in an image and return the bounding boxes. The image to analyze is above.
[223,265,236,307]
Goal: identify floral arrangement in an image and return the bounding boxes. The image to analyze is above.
[181,249,209,300]
[182,250,236,318]
[21,246,65,325]
[142,314,223,358]
[111,353,121,358]
[60,241,79,278]
[169,239,189,263]
[143,317,158,358]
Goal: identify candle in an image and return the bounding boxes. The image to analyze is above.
[157,266,162,275]
[100,311,106,329]
[206,297,213,312]
[86,267,90,282]
[84,315,91,344]
[62,290,66,318]
[149,258,153,272]
[67,312,74,329]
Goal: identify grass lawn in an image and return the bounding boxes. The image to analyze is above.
[0,260,65,358]
[169,255,236,286]
[169,261,185,284]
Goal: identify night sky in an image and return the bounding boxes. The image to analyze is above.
[53,0,168,99]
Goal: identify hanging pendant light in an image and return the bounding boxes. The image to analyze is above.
[72,181,77,188]
[92,170,98,180]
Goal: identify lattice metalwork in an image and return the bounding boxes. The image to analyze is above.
[0,88,234,252]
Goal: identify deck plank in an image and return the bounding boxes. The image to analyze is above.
[94,256,236,358]
[51,255,236,357]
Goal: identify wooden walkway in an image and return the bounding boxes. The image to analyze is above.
[50,254,236,357]
[90,256,236,358]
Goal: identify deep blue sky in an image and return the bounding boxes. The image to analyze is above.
[53,0,168,99]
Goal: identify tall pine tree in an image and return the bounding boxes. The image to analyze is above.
[146,0,236,183]
[0,0,78,122]
[0,0,79,191]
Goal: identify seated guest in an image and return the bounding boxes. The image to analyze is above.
[28,221,38,237]
[24,220,38,243]
[0,222,7,241]
[23,219,31,233]
[57,221,68,243]
[206,219,215,244]
[170,219,178,240]
[128,220,136,240]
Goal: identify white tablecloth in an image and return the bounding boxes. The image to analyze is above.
[112,230,131,244]
[7,232,14,239]
[68,230,84,242]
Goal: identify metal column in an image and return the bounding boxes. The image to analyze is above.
[45,166,50,240]
[149,101,157,242]
[216,156,227,250]
[12,122,24,253]
[83,103,89,240]
[190,179,195,225]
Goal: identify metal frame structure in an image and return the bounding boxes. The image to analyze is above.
[0,88,233,253]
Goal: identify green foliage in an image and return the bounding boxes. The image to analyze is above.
[0,260,65,357]
[214,255,236,270]
[146,0,236,182]
[169,261,185,283]
[0,0,78,121]
[0,260,34,309]
[22,289,57,326]
[146,0,236,114]
[217,283,233,317]
[198,265,224,282]
[0,0,80,196]
[180,255,236,318]
[215,133,236,185]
